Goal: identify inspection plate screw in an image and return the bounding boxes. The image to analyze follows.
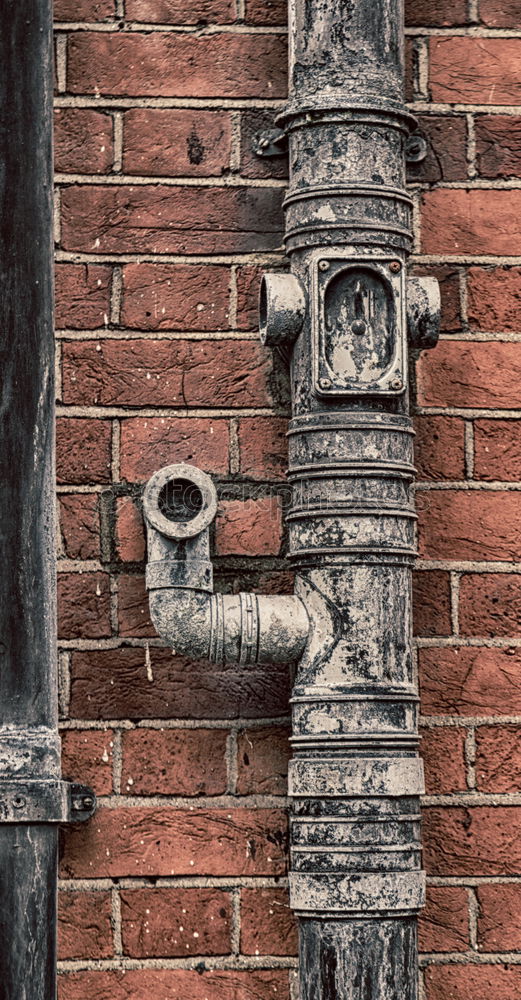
[319,260,330,271]
[390,377,403,390]
[319,377,332,388]
[389,261,402,273]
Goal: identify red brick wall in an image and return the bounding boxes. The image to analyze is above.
[54,2,521,998]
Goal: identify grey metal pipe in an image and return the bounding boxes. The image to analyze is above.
[143,0,440,995]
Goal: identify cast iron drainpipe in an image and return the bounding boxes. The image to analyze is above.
[143,0,440,996]
[0,3,96,998]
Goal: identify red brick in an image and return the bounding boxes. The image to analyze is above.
[412,571,451,637]
[418,341,521,409]
[70,647,290,720]
[405,0,467,24]
[125,0,235,23]
[417,490,521,561]
[58,572,111,639]
[420,646,521,716]
[408,115,467,184]
[420,727,467,794]
[238,417,288,480]
[61,184,284,255]
[237,265,264,331]
[410,264,461,334]
[240,888,296,955]
[61,806,288,877]
[477,884,521,950]
[58,891,113,960]
[61,730,113,796]
[55,263,111,330]
[121,728,228,796]
[419,887,469,953]
[54,0,114,18]
[56,417,111,484]
[476,725,521,792]
[236,726,290,795]
[121,263,230,331]
[421,189,521,256]
[460,573,521,636]
[468,267,521,333]
[216,497,283,556]
[123,110,232,177]
[54,109,113,174]
[414,416,465,481]
[67,32,287,98]
[59,494,100,560]
[62,339,274,408]
[120,418,229,482]
[405,38,414,104]
[244,0,286,25]
[59,969,289,1000]
[121,888,231,957]
[480,0,521,27]
[476,116,521,179]
[425,964,521,1000]
[240,111,288,179]
[424,806,521,875]
[115,498,145,562]
[118,575,152,636]
[430,38,521,105]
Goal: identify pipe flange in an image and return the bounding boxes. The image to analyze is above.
[143,463,218,540]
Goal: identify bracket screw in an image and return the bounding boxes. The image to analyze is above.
[82,796,94,809]
[319,260,330,271]
[389,261,402,273]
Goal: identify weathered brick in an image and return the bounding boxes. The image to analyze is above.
[54,0,114,18]
[121,263,230,331]
[118,575,152,637]
[236,264,265,331]
[468,267,521,333]
[421,189,521,256]
[54,108,113,174]
[408,115,467,184]
[412,571,451,637]
[405,0,467,25]
[420,646,521,716]
[425,964,521,1000]
[58,891,113,960]
[61,729,114,796]
[62,339,274,408]
[123,109,232,177]
[216,497,283,556]
[61,184,284,255]
[424,806,521,875]
[417,490,521,561]
[240,888,297,956]
[56,417,111,484]
[414,416,465,481]
[476,116,521,179]
[236,726,290,795]
[418,341,521,409]
[115,497,145,563]
[121,888,232,957]
[419,887,469,953]
[420,726,467,794]
[121,728,228,796]
[125,0,235,23]
[477,884,521,950]
[244,0,286,24]
[240,110,288,179]
[59,969,289,1000]
[410,264,461,334]
[480,0,521,27]
[460,573,521,636]
[476,725,521,792]
[58,571,111,639]
[120,418,229,482]
[55,263,111,330]
[59,494,100,560]
[238,417,288,480]
[61,806,288,877]
[430,38,521,105]
[67,32,287,98]
[70,647,291,720]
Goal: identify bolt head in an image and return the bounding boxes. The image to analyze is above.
[319,377,332,388]
[390,377,403,391]
[259,137,270,149]
[389,261,402,273]
[319,260,330,271]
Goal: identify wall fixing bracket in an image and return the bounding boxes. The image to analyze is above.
[251,127,288,158]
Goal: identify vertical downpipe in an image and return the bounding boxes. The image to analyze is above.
[0,2,57,997]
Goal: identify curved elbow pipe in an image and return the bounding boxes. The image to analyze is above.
[143,464,309,666]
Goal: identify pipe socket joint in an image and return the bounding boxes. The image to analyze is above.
[407,275,441,351]
[259,272,306,348]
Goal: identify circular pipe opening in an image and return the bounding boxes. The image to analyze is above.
[143,463,218,539]
[158,478,204,524]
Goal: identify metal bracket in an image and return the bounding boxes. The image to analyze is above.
[0,780,96,824]
[251,127,288,158]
